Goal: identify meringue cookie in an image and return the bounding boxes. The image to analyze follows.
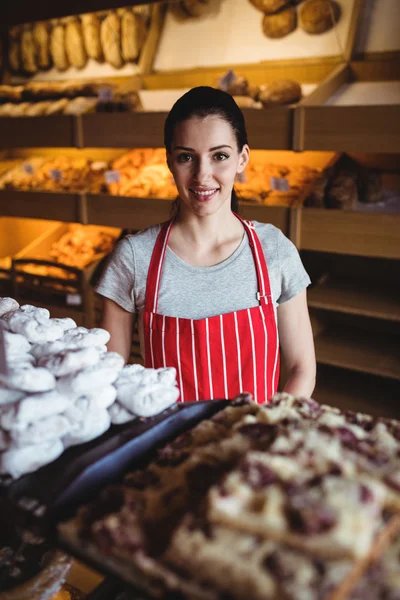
[3,331,31,357]
[108,401,135,425]
[9,414,71,447]
[63,409,110,448]
[0,364,56,393]
[63,386,117,424]
[50,317,77,331]
[0,390,70,431]
[0,384,25,406]
[38,346,101,377]
[57,352,123,395]
[8,312,64,344]
[0,297,19,318]
[61,326,110,348]
[0,439,64,479]
[117,383,179,418]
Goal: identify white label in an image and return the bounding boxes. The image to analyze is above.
[66,293,82,306]
[50,169,63,182]
[270,177,290,192]
[22,163,34,175]
[105,170,120,184]
[219,69,237,92]
[98,86,114,102]
[0,324,8,376]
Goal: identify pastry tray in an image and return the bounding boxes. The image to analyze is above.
[1,400,229,534]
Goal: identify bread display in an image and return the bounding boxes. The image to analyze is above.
[20,25,38,74]
[262,6,297,38]
[8,26,22,73]
[64,18,88,70]
[32,21,51,70]
[100,12,124,69]
[81,13,103,61]
[50,22,69,71]
[259,79,302,106]
[0,85,23,102]
[119,8,140,62]
[59,393,400,599]
[300,0,341,34]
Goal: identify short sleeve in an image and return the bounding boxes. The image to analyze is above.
[276,230,311,304]
[94,237,136,312]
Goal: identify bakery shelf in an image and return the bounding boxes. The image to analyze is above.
[86,194,173,230]
[0,190,85,223]
[308,278,400,322]
[295,61,400,153]
[313,364,400,420]
[0,116,76,148]
[297,207,400,259]
[314,326,400,382]
[81,112,166,148]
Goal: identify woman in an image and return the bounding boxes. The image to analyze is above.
[96,86,316,403]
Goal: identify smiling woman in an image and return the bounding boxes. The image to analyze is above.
[95,86,316,404]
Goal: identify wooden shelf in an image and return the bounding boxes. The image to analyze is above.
[313,365,400,420]
[0,116,76,149]
[82,113,166,149]
[315,326,400,381]
[86,194,173,230]
[308,279,400,322]
[0,191,84,223]
[299,208,400,260]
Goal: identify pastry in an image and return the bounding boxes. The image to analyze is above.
[81,13,103,61]
[226,75,249,96]
[0,297,19,317]
[0,384,25,406]
[0,364,56,393]
[63,96,97,115]
[33,21,51,69]
[20,25,37,74]
[10,414,71,447]
[24,101,53,116]
[8,26,21,72]
[0,391,70,431]
[50,22,69,71]
[249,0,291,13]
[181,0,213,18]
[46,98,70,115]
[63,408,110,448]
[3,331,31,358]
[262,6,297,38]
[0,439,64,479]
[65,18,87,69]
[259,79,301,105]
[56,352,123,396]
[108,401,135,424]
[299,0,341,34]
[38,346,101,377]
[0,85,23,102]
[101,12,124,69]
[7,311,64,344]
[120,8,140,62]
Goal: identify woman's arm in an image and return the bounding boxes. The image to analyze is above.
[101,297,134,364]
[277,289,316,398]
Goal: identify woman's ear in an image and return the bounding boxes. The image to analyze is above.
[237,144,250,174]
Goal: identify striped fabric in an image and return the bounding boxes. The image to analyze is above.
[143,216,279,404]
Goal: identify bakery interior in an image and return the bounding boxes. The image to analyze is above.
[0,0,399,598]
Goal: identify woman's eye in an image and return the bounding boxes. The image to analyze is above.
[213,152,229,161]
[177,153,193,163]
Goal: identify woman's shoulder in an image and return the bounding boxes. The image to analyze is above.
[119,223,163,254]
[250,220,285,247]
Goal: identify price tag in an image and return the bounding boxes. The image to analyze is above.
[0,324,8,377]
[98,86,114,102]
[50,169,63,182]
[218,69,237,92]
[105,170,121,184]
[235,171,247,183]
[270,177,290,192]
[22,163,34,175]
[66,293,82,306]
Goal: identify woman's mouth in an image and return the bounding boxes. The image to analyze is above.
[189,188,219,202]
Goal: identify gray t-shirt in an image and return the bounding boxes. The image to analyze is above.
[95,221,310,357]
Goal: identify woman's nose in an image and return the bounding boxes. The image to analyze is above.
[193,157,212,182]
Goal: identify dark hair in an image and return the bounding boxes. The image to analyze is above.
[164,86,248,214]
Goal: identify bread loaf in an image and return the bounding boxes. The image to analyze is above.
[249,0,291,14]
[226,75,249,97]
[300,0,341,34]
[262,6,297,38]
[121,8,140,62]
[50,23,69,71]
[101,12,124,69]
[181,0,212,17]
[65,18,87,69]
[81,13,103,61]
[233,96,259,109]
[259,79,301,106]
[8,26,21,73]
[20,26,37,74]
[33,21,51,69]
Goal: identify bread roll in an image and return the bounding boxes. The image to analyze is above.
[50,23,69,71]
[8,26,21,72]
[259,79,302,106]
[46,98,69,115]
[20,26,37,74]
[65,18,87,69]
[249,0,291,14]
[33,21,51,69]
[227,75,249,97]
[121,8,140,62]
[300,0,341,34]
[262,6,297,38]
[101,12,124,69]
[0,85,23,102]
[182,0,212,17]
[81,13,103,61]
[233,96,258,109]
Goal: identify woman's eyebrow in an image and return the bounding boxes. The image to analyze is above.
[173,144,233,151]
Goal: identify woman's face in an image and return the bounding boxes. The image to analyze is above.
[167,115,249,217]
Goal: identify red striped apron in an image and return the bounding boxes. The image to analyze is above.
[143,216,279,404]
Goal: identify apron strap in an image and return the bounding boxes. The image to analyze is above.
[145,214,274,313]
[144,220,173,313]
[234,213,273,307]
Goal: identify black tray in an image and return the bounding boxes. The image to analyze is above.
[3,400,228,531]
